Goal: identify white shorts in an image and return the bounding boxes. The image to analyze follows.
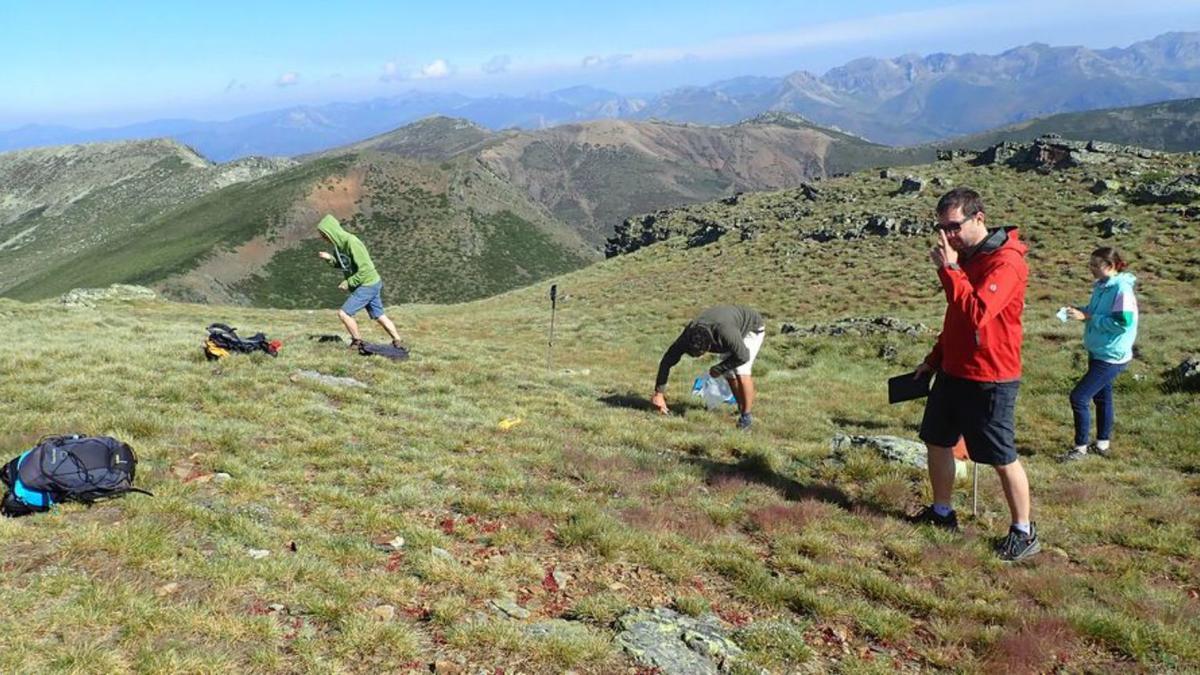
[718,329,765,377]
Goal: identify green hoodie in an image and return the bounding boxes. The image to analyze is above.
[316,214,381,289]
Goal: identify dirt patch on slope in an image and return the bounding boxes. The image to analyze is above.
[305,168,365,218]
[159,169,367,303]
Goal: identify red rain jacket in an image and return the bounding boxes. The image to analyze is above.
[924,227,1028,382]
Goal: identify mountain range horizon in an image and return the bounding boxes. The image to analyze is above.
[4,30,1199,160]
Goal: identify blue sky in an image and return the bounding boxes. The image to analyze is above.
[2,0,1198,128]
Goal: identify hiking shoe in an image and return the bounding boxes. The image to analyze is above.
[391,339,407,350]
[736,413,752,430]
[908,505,959,531]
[1090,442,1111,458]
[348,338,364,349]
[1059,447,1090,463]
[996,524,1040,562]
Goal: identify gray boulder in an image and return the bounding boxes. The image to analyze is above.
[615,607,744,675]
[898,176,924,194]
[489,595,531,620]
[1097,217,1133,238]
[1168,355,1200,392]
[831,433,967,479]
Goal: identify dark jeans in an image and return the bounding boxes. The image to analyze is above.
[1069,359,1127,447]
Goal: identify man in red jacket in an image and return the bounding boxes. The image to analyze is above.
[912,187,1040,562]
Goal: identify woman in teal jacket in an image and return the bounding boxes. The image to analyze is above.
[1062,247,1138,461]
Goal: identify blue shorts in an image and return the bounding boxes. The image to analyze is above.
[919,373,1020,466]
[341,282,385,319]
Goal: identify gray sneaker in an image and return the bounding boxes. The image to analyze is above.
[997,524,1040,562]
[1090,442,1111,458]
[908,505,959,532]
[1059,448,1090,463]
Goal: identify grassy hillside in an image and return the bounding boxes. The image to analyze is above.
[940,97,1200,153]
[0,140,294,292]
[473,115,928,243]
[1,146,1197,672]
[4,150,593,307]
[4,155,355,301]
[8,114,917,308]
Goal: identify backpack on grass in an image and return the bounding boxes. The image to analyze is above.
[358,341,409,361]
[1,435,152,517]
[204,323,281,361]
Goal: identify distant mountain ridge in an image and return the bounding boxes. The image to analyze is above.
[1,113,919,306]
[3,32,1198,158]
[325,113,926,242]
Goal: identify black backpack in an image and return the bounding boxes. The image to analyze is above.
[1,435,152,517]
[204,323,280,360]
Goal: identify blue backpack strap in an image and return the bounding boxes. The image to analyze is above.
[12,451,52,509]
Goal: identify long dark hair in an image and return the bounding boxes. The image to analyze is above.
[1091,246,1128,272]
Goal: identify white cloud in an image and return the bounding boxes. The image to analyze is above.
[276,72,300,87]
[482,54,511,75]
[417,58,451,79]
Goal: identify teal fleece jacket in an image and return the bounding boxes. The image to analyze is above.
[1080,272,1138,363]
[316,214,381,289]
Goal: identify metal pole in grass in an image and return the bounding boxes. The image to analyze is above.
[547,284,558,373]
[972,461,979,517]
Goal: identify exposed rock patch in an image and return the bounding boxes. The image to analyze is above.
[832,433,967,478]
[1096,217,1133,238]
[971,135,1161,173]
[781,316,930,337]
[1129,174,1200,205]
[58,284,157,308]
[615,607,746,675]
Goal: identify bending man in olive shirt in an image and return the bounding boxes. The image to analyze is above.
[651,305,766,429]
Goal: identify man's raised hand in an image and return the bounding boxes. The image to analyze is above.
[936,229,958,266]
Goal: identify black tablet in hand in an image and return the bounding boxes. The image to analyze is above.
[888,370,932,404]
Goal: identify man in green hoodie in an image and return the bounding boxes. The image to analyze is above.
[315,214,404,349]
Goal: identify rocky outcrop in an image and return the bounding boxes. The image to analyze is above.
[605,211,679,257]
[606,210,761,257]
[1128,174,1200,205]
[832,433,968,478]
[1096,217,1133,238]
[781,315,930,337]
[898,175,925,194]
[1166,355,1200,392]
[972,135,1161,173]
[58,284,157,308]
[615,607,747,675]
[861,214,928,237]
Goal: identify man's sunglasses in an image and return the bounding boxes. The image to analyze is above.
[937,215,975,233]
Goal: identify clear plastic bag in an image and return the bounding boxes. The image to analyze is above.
[692,374,737,409]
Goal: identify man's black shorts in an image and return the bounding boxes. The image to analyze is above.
[919,373,1020,466]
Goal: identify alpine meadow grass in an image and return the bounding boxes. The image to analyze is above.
[1,150,1198,673]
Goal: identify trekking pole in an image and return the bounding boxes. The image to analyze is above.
[972,461,979,517]
[547,284,558,372]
